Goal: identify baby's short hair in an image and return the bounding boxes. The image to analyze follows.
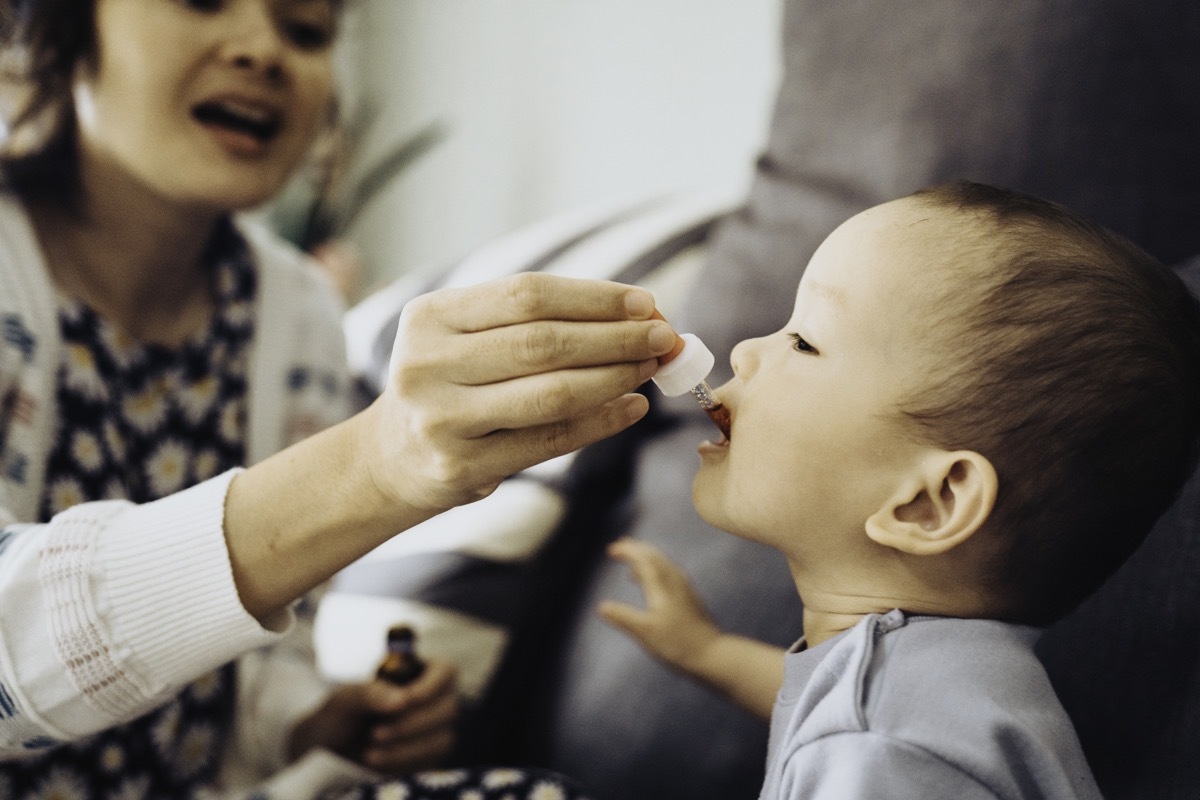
[901,181,1200,624]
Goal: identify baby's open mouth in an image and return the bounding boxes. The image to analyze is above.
[193,100,282,143]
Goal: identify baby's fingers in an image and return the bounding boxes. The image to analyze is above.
[608,538,693,601]
[597,600,654,643]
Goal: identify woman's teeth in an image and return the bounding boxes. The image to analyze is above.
[193,101,281,142]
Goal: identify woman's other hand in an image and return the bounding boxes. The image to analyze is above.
[287,660,460,774]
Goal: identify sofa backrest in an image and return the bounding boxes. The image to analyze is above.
[1035,255,1200,799]
[479,3,1200,799]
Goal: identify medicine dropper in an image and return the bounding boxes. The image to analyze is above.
[649,313,731,439]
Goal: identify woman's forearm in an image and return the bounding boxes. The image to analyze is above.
[223,410,432,621]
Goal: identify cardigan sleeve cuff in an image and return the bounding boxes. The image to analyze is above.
[46,468,293,726]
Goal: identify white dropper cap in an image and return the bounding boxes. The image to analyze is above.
[652,333,716,397]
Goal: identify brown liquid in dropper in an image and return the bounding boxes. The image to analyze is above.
[705,403,732,439]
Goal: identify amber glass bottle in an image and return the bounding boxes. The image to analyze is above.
[376,625,426,685]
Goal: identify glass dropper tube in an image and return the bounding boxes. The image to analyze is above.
[650,313,731,438]
[688,379,732,438]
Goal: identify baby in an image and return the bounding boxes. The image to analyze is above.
[602,181,1200,799]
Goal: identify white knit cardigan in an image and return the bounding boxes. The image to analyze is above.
[0,191,352,779]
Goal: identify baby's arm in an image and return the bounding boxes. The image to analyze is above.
[598,537,784,721]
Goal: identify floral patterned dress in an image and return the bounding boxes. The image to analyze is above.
[316,765,591,800]
[2,227,255,800]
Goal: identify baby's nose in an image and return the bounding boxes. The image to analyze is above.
[729,337,760,377]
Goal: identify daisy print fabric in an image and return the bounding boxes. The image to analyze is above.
[39,225,255,517]
[315,766,592,800]
[0,223,254,799]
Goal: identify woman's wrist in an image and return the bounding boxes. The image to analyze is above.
[224,414,438,622]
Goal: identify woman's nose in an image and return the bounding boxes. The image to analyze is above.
[224,7,287,82]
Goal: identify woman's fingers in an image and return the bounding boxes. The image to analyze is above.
[390,346,659,440]
[368,275,676,514]
[369,690,459,744]
[404,319,677,388]
[360,392,651,515]
[359,661,461,773]
[433,360,657,437]
[362,726,455,774]
[363,660,458,714]
[466,393,650,474]
[429,273,657,331]
[395,275,674,388]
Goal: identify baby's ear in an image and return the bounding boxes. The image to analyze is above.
[865,451,997,556]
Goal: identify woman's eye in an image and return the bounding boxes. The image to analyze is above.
[283,20,335,50]
[179,0,222,11]
[788,333,818,354]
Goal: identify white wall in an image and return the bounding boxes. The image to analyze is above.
[337,0,783,293]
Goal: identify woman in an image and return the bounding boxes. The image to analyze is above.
[0,1,670,796]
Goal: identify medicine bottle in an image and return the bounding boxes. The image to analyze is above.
[376,625,426,686]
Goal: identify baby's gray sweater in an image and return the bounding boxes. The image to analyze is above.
[760,610,1102,800]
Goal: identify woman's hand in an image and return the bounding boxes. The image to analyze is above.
[287,660,460,774]
[225,274,676,621]
[360,273,677,515]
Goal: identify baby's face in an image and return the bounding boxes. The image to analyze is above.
[693,198,965,556]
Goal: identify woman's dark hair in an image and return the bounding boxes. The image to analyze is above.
[904,180,1200,625]
[0,0,96,205]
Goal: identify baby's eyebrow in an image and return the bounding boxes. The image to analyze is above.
[806,280,847,307]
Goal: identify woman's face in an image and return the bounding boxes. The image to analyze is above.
[73,0,338,212]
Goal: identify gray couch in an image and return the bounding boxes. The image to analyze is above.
[333,2,1200,798]
[454,3,1200,799]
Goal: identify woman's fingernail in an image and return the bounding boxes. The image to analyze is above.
[625,290,654,318]
[648,323,676,353]
[624,393,650,421]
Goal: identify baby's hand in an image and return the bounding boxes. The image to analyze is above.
[599,537,722,675]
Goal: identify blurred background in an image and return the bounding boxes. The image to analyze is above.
[270,0,782,301]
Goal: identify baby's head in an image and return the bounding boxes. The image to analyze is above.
[695,180,1200,625]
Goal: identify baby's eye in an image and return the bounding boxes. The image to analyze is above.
[787,333,818,354]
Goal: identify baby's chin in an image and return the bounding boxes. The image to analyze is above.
[690,479,751,540]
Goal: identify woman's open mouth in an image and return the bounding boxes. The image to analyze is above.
[193,99,282,154]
